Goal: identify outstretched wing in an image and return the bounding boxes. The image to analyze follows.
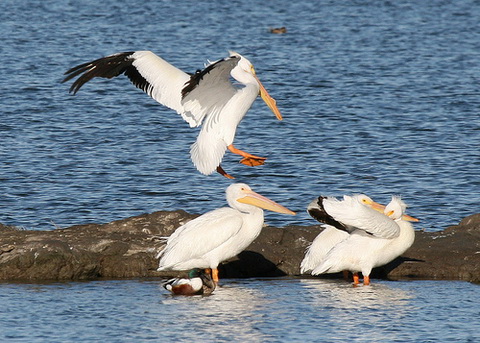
[181,55,239,127]
[63,51,240,129]
[63,51,188,117]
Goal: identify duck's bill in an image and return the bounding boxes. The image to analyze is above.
[254,75,283,121]
[237,190,295,215]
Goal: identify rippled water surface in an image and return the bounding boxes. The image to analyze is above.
[1,0,479,231]
[1,278,479,342]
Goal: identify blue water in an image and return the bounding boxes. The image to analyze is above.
[1,1,480,341]
[0,278,479,342]
[1,0,479,232]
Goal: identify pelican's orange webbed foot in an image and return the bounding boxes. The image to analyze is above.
[227,144,267,167]
[239,156,266,167]
[216,166,235,179]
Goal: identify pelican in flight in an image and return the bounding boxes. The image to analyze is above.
[157,183,295,283]
[62,51,282,178]
[302,194,418,285]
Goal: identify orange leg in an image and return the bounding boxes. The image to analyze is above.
[216,165,235,179]
[353,273,360,285]
[363,275,370,286]
[227,144,266,167]
[212,268,219,283]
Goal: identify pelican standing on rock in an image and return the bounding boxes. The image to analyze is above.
[302,195,419,285]
[300,194,385,275]
[62,51,283,178]
[157,183,295,283]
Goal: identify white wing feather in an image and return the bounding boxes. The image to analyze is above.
[129,51,190,118]
[300,225,349,274]
[323,196,400,239]
[158,207,244,270]
[181,57,239,127]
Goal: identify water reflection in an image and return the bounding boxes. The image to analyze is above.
[0,279,479,342]
[300,278,413,310]
[155,281,273,341]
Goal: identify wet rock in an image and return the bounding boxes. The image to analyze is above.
[0,211,479,283]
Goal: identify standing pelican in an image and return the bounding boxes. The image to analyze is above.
[157,183,295,283]
[307,195,418,285]
[62,51,282,178]
[300,194,384,274]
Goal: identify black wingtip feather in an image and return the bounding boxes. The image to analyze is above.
[181,55,240,99]
[307,196,349,232]
[62,51,136,94]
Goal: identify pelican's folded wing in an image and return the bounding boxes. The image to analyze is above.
[323,196,400,239]
[157,207,244,269]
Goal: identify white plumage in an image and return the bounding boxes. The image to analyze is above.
[302,194,418,285]
[157,183,295,283]
[63,51,282,178]
[301,194,383,274]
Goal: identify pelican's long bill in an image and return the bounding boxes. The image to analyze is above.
[237,190,295,215]
[370,200,420,222]
[252,73,283,121]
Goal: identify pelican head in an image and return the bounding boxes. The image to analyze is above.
[354,194,386,212]
[226,183,295,215]
[384,196,406,220]
[384,196,420,222]
[229,51,282,121]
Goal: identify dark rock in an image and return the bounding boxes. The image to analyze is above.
[0,211,479,283]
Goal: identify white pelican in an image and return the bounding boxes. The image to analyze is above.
[62,51,282,178]
[163,268,216,296]
[157,183,295,283]
[306,195,418,285]
[300,194,383,274]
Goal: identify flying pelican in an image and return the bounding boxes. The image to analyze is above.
[62,51,283,178]
[157,183,295,283]
[306,195,418,286]
[163,268,216,296]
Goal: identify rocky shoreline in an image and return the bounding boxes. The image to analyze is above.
[0,211,479,283]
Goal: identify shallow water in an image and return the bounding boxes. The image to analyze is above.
[1,0,479,231]
[1,278,479,342]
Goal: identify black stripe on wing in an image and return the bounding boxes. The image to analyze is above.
[181,55,240,98]
[62,51,152,96]
[307,196,350,232]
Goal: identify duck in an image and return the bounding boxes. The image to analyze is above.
[163,268,216,295]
